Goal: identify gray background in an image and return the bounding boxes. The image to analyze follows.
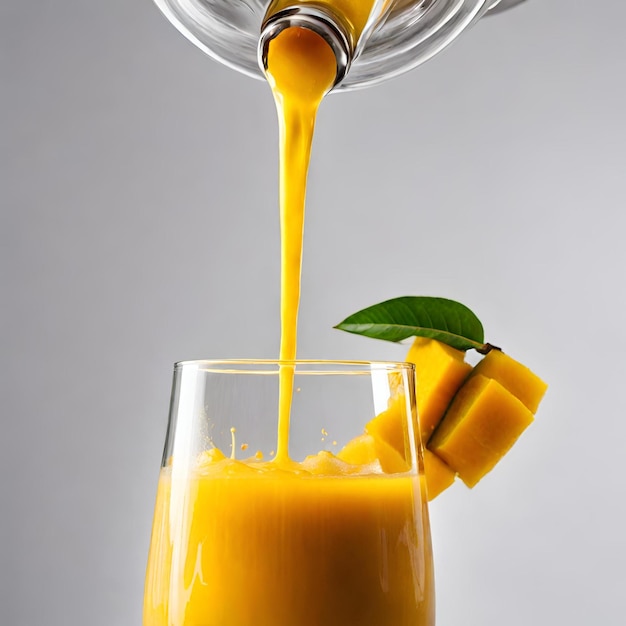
[2,1,625,624]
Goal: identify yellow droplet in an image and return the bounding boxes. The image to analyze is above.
[240,443,249,451]
[255,450,264,460]
[321,428,328,437]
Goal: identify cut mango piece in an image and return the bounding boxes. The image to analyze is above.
[363,403,455,500]
[406,337,472,441]
[423,449,456,500]
[472,349,547,413]
[337,433,410,474]
[429,374,534,488]
[365,396,407,457]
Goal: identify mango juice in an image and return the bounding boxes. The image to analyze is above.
[144,458,434,626]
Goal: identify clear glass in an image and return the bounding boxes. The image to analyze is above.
[153,0,526,90]
[144,359,435,626]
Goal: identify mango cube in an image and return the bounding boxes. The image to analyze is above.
[406,337,472,441]
[423,449,456,500]
[472,349,547,413]
[338,433,411,474]
[363,399,453,500]
[429,374,534,487]
[365,396,407,456]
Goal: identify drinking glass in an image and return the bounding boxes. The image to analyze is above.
[144,360,435,626]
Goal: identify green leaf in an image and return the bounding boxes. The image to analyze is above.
[334,296,490,352]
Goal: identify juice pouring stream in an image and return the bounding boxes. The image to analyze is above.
[262,1,413,457]
[263,27,337,460]
[263,0,415,458]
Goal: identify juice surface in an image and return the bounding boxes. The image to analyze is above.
[144,460,434,626]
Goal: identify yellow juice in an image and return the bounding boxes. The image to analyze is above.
[264,26,337,460]
[144,460,434,626]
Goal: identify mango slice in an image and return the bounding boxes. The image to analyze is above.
[472,349,547,413]
[423,449,456,500]
[429,374,534,487]
[406,337,472,441]
[364,402,454,500]
[338,433,410,474]
[365,396,407,455]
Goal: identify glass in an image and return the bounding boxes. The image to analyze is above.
[153,0,527,90]
[144,359,435,626]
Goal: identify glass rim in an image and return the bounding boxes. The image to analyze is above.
[174,359,416,375]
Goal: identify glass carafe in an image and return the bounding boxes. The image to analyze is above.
[153,0,527,90]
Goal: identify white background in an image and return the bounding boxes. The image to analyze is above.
[3,1,625,624]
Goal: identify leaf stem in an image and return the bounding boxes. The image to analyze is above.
[477,342,501,355]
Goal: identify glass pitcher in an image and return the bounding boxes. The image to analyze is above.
[153,0,526,90]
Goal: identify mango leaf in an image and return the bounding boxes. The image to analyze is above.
[334,296,491,353]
